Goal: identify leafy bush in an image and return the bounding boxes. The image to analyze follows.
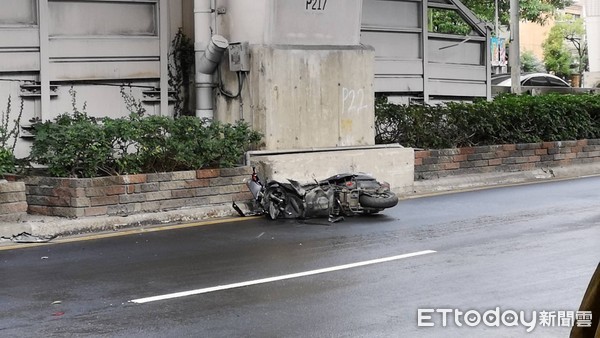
[0,96,23,176]
[30,112,262,178]
[376,93,600,148]
[0,147,15,176]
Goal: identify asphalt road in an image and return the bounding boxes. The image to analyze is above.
[1,177,599,337]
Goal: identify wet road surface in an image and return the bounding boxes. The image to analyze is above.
[1,177,599,337]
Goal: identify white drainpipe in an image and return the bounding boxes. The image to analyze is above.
[194,0,228,119]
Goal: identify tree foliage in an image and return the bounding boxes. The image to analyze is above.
[461,0,573,27]
[542,14,586,77]
[521,50,545,73]
[429,0,572,36]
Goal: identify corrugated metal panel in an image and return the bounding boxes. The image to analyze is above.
[361,31,422,59]
[586,0,600,16]
[0,52,39,71]
[49,60,160,80]
[361,0,490,99]
[48,38,159,59]
[428,63,486,81]
[48,1,157,36]
[374,60,423,76]
[428,79,486,96]
[362,0,420,29]
[0,0,37,25]
[375,76,423,92]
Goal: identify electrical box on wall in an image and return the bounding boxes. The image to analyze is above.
[228,42,250,72]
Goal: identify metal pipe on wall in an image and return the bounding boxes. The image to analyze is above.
[193,0,216,119]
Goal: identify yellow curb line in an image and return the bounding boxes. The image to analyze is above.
[0,216,260,252]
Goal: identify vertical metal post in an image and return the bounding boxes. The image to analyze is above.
[494,0,499,37]
[422,0,430,104]
[509,0,521,94]
[486,28,492,101]
[159,0,169,116]
[38,0,50,120]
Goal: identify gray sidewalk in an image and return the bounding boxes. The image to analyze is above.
[1,162,599,241]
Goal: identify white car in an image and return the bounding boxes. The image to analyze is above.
[491,73,571,87]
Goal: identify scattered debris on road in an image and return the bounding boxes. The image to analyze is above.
[0,232,56,243]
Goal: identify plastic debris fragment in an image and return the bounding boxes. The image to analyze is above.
[0,232,56,243]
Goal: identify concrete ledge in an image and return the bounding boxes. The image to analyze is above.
[412,163,600,195]
[249,145,415,194]
[0,201,254,238]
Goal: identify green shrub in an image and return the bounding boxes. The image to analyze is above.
[0,96,24,176]
[29,111,262,178]
[30,111,112,177]
[375,93,600,148]
[0,147,15,176]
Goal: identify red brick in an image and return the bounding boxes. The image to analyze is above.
[85,206,109,217]
[90,195,119,206]
[118,174,147,184]
[527,156,541,162]
[86,187,107,197]
[571,146,583,154]
[535,149,548,155]
[452,154,468,162]
[495,150,511,158]
[488,158,502,166]
[28,205,51,215]
[444,162,460,170]
[232,192,253,202]
[2,174,19,182]
[415,151,430,159]
[542,142,555,149]
[104,185,126,196]
[565,153,577,160]
[47,196,70,207]
[197,169,220,179]
[172,189,196,199]
[86,185,127,196]
[459,147,475,155]
[502,144,517,151]
[519,163,536,171]
[89,177,116,187]
[577,139,588,147]
[185,179,210,188]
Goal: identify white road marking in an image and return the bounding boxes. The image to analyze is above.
[130,250,436,304]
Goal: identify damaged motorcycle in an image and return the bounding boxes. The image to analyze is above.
[233,168,398,221]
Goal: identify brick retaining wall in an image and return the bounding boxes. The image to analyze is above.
[21,167,254,218]
[415,139,600,180]
[0,180,27,220]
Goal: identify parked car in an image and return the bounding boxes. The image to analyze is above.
[491,73,571,87]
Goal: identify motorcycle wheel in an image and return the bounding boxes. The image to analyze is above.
[267,202,279,220]
[359,191,399,209]
[264,188,284,220]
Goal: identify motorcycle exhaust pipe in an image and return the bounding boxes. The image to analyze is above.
[246,180,262,200]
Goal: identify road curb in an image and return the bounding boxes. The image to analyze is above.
[0,202,253,240]
[410,163,600,196]
[1,163,599,241]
